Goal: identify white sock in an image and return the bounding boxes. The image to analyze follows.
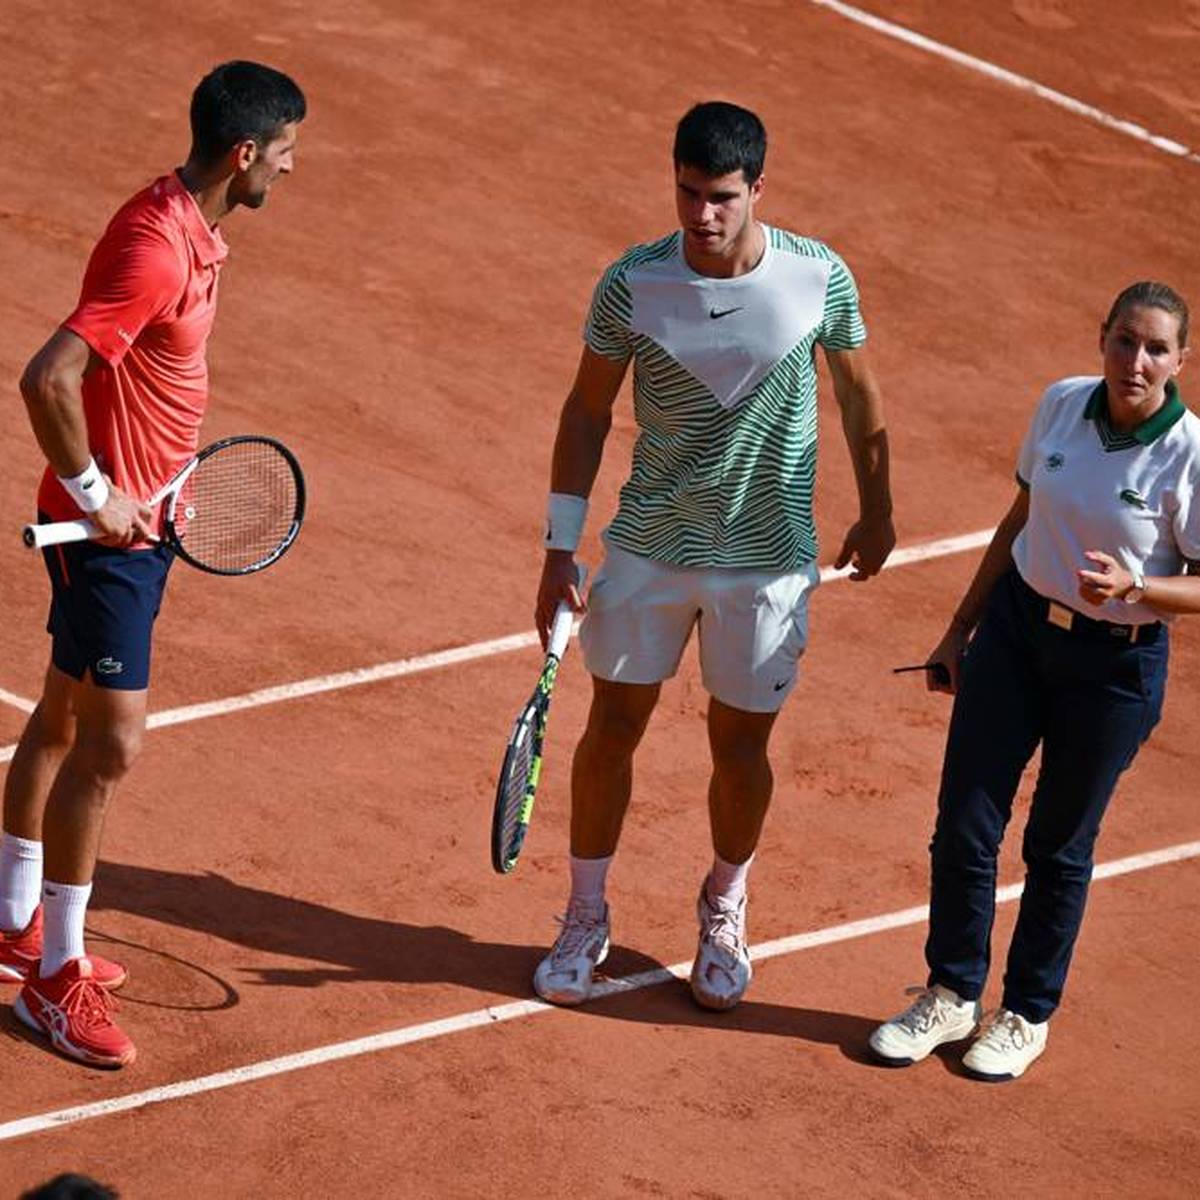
[0,832,43,933]
[39,879,92,978]
[569,854,613,908]
[707,853,754,905]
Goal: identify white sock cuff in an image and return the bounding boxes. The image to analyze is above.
[1,833,45,932]
[568,853,614,905]
[1,832,43,861]
[43,879,93,905]
[40,879,92,977]
[708,852,755,902]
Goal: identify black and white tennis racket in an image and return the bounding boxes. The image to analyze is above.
[23,435,306,576]
[491,568,586,875]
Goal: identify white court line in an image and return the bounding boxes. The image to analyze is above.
[0,836,1195,1144]
[0,687,34,715]
[0,527,997,761]
[810,0,1200,164]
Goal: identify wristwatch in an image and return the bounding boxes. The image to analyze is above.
[1123,568,1146,605]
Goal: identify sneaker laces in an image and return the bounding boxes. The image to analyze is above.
[975,1008,1034,1051]
[550,899,606,963]
[58,975,120,1032]
[895,986,959,1035]
[700,891,746,962]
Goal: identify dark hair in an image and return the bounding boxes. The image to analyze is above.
[673,101,767,184]
[1104,280,1189,348]
[21,1174,118,1200]
[189,60,306,165]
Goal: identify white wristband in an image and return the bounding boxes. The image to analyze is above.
[57,457,110,513]
[544,492,588,552]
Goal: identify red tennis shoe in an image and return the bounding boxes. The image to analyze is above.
[14,956,136,1067]
[0,907,127,989]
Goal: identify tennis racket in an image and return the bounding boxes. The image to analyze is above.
[491,566,587,875]
[23,435,306,576]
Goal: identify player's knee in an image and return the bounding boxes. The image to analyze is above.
[710,732,771,778]
[76,724,144,782]
[584,699,653,754]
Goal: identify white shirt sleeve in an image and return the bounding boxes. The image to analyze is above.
[1015,384,1056,486]
[1171,452,1200,561]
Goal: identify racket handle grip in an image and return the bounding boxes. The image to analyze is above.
[22,519,98,549]
[547,564,588,659]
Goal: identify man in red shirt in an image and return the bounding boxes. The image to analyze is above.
[1,61,306,1067]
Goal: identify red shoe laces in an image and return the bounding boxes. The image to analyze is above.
[59,975,119,1029]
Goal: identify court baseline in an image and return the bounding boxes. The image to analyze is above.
[0,836,1194,1144]
[0,528,996,756]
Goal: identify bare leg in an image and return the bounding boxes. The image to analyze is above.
[569,677,661,858]
[706,697,779,865]
[41,679,148,884]
[3,665,79,841]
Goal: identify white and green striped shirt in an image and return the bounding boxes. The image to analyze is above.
[585,224,866,570]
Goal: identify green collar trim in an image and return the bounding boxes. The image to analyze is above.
[1085,380,1186,445]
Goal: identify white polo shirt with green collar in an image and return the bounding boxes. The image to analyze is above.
[583,224,866,571]
[1013,375,1200,624]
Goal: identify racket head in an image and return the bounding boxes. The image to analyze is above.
[491,698,544,874]
[163,435,306,575]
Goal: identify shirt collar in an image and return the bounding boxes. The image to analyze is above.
[163,170,228,268]
[1083,379,1186,445]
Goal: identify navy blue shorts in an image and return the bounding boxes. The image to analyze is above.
[41,517,174,691]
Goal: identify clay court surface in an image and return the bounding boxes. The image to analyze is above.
[1,1,1198,1195]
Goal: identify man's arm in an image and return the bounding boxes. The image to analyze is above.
[20,328,152,546]
[824,344,895,580]
[21,328,96,478]
[535,345,630,645]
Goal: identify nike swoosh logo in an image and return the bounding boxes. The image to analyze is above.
[709,307,743,320]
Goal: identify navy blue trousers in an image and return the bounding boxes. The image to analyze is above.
[925,567,1168,1023]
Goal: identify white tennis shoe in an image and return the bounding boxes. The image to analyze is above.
[869,984,982,1065]
[962,1009,1048,1081]
[532,898,610,1006]
[690,883,751,1011]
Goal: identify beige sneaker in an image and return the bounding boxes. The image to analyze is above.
[962,1009,1048,1081]
[869,984,981,1066]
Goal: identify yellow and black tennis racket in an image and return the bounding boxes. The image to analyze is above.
[491,569,585,874]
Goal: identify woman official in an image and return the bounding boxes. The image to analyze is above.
[870,281,1198,1080]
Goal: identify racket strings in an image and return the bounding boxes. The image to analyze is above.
[499,732,535,849]
[175,441,301,572]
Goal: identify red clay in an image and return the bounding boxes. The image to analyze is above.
[1,2,1198,1196]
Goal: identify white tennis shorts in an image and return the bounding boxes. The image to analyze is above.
[579,542,821,714]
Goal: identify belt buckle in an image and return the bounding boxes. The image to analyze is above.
[1047,601,1074,632]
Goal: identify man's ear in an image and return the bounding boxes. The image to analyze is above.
[233,138,259,172]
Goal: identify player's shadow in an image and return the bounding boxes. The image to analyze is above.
[581,965,880,1064]
[90,859,878,1056]
[90,859,608,1002]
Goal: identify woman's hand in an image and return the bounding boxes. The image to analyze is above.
[926,621,971,695]
[1077,550,1134,606]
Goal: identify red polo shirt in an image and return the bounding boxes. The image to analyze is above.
[38,171,229,523]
